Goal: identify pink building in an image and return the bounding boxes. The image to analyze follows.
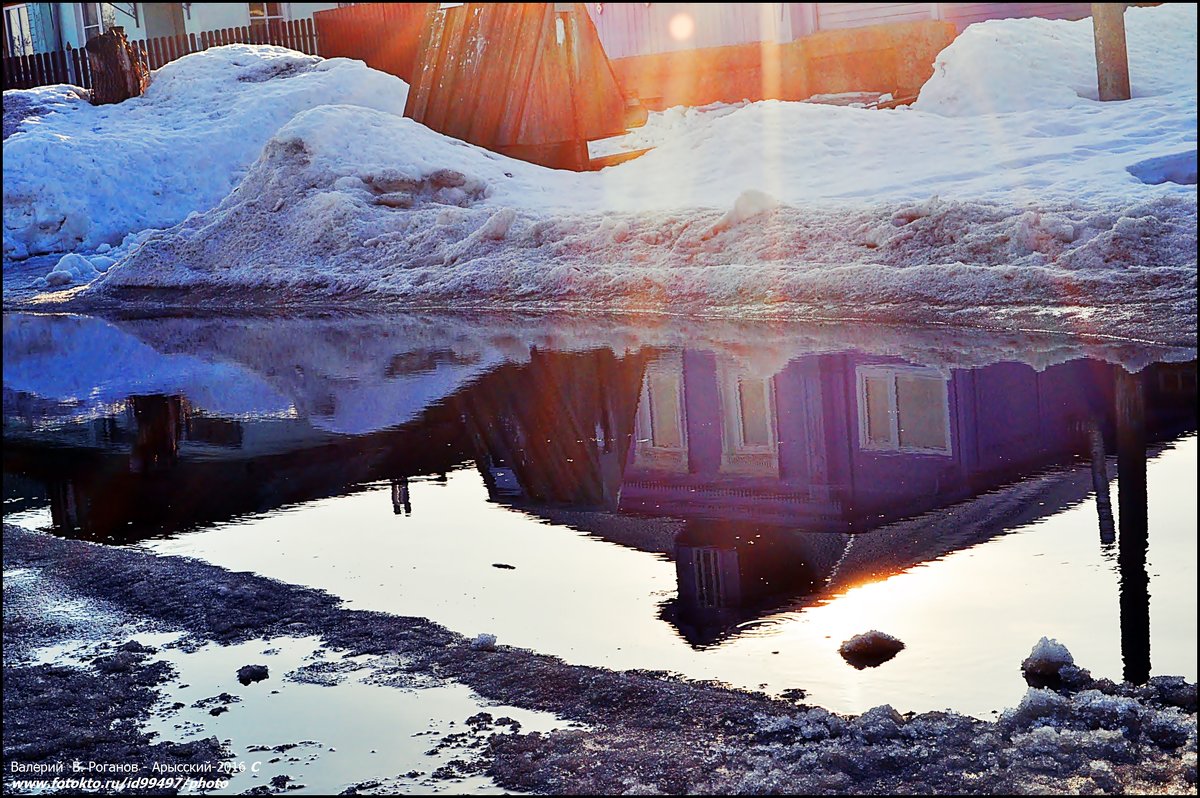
[584,2,1094,107]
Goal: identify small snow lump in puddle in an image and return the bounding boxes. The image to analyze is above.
[237,664,270,685]
[839,631,905,669]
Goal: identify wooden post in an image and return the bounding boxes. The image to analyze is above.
[1092,3,1131,101]
[85,26,149,105]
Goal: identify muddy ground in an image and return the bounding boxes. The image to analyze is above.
[3,523,1197,795]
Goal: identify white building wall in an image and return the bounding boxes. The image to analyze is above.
[813,3,936,31]
[181,2,339,36]
[182,3,251,35]
[936,3,1092,32]
[288,3,340,21]
[586,3,791,60]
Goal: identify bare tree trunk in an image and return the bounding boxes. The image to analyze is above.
[85,26,149,106]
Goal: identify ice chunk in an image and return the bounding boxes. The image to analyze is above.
[1001,687,1069,728]
[470,633,497,652]
[854,704,906,742]
[88,255,117,273]
[1022,637,1074,678]
[711,189,780,234]
[43,252,100,286]
[478,208,517,240]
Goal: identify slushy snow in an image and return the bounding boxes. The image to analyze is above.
[2,45,409,258]
[3,6,1197,344]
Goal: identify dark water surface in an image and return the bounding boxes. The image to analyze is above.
[3,312,1196,718]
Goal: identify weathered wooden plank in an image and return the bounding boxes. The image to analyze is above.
[568,3,630,141]
[52,47,70,84]
[466,3,532,145]
[300,18,315,54]
[494,4,552,146]
[587,146,653,170]
[68,45,83,88]
[515,9,578,148]
[404,6,446,120]
[32,52,46,88]
[406,3,627,168]
[441,4,493,140]
[417,4,470,131]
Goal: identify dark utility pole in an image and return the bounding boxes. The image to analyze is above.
[1092,4,1132,101]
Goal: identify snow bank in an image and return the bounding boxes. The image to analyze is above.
[2,84,88,140]
[2,45,409,259]
[7,5,1197,342]
[916,4,1197,116]
[87,104,1197,343]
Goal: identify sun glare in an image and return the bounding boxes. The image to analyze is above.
[668,12,695,42]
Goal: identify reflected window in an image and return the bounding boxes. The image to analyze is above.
[634,355,688,472]
[718,364,779,476]
[857,366,951,455]
[689,547,726,608]
[648,370,684,448]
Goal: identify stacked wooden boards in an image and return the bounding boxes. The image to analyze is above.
[403,3,635,170]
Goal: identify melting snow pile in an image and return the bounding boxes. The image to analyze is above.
[915,4,1197,115]
[4,5,1197,343]
[90,105,1197,342]
[2,45,409,259]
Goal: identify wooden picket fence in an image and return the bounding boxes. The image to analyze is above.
[2,18,319,91]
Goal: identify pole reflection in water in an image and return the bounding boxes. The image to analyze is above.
[1116,368,1150,685]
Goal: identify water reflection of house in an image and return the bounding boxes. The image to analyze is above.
[621,351,1122,528]
[454,347,650,511]
[3,389,471,540]
[5,337,1195,663]
[623,352,1195,643]
[471,350,1195,648]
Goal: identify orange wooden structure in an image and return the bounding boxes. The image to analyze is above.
[404,3,638,171]
[312,3,434,82]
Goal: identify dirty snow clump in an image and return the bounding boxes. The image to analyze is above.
[471,633,498,652]
[838,630,905,669]
[1022,636,1074,677]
